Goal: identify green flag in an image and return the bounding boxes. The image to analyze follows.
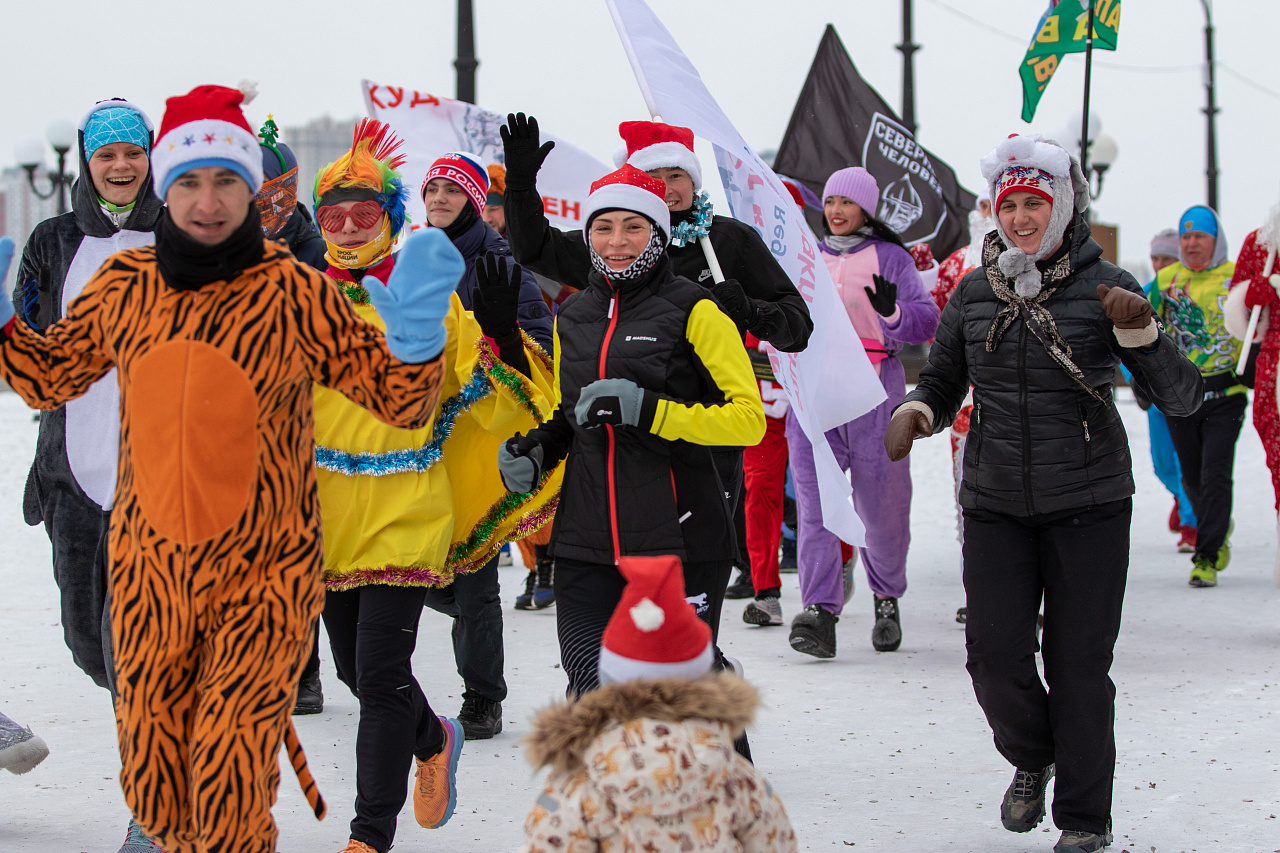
[1020,0,1122,122]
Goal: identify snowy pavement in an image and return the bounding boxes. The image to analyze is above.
[0,388,1276,853]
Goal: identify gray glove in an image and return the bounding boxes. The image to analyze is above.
[497,433,545,493]
[574,377,648,428]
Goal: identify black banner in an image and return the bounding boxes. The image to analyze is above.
[774,25,977,259]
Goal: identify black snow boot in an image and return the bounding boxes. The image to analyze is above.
[871,596,902,651]
[293,669,323,715]
[788,604,838,658]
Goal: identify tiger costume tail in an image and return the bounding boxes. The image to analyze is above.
[285,721,326,820]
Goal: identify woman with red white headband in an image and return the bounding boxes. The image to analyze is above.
[884,133,1201,853]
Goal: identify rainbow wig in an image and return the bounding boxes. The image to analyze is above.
[314,118,411,237]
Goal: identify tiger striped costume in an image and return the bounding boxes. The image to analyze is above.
[0,240,446,853]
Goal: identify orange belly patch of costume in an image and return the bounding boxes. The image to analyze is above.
[130,339,259,545]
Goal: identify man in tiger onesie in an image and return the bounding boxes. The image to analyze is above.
[0,85,463,853]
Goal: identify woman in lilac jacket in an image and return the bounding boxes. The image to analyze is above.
[786,167,940,659]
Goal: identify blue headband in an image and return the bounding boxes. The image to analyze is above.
[1179,205,1218,239]
[83,107,151,160]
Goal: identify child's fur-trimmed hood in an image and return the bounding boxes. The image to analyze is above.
[524,674,758,775]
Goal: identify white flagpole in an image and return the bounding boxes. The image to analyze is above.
[605,0,660,119]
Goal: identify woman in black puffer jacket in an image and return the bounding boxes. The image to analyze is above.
[885,134,1201,853]
[496,165,764,698]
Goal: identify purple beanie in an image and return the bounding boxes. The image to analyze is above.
[823,166,879,217]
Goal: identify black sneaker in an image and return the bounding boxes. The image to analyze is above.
[725,568,755,600]
[292,669,323,715]
[1001,764,1054,832]
[513,570,537,610]
[872,596,902,652]
[457,692,502,740]
[789,604,838,658]
[955,606,968,624]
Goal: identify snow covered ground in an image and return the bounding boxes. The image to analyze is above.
[0,387,1276,853]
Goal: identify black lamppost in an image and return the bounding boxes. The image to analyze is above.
[15,120,77,216]
[1199,0,1220,211]
[455,0,478,104]
[897,0,919,136]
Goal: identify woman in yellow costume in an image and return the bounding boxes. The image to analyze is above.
[309,120,560,853]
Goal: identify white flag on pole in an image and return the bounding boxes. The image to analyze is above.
[362,80,610,233]
[604,0,888,544]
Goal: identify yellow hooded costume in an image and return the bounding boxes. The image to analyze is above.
[311,120,561,589]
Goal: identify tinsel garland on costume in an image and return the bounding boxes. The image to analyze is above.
[321,475,560,590]
[475,333,553,420]
[669,191,713,248]
[315,334,552,475]
[342,281,370,305]
[446,469,560,570]
[316,367,490,475]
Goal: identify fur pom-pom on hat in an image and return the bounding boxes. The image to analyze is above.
[597,555,713,685]
[980,133,1088,298]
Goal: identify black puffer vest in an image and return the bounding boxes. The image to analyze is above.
[550,255,733,564]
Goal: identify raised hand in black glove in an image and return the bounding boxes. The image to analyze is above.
[864,274,898,318]
[498,432,545,493]
[473,252,521,338]
[501,113,555,192]
[710,277,757,325]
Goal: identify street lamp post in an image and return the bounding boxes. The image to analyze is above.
[1199,0,1220,211]
[1085,133,1119,201]
[455,0,478,104]
[15,120,77,216]
[896,0,919,136]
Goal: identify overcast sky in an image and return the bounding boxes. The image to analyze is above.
[6,0,1278,270]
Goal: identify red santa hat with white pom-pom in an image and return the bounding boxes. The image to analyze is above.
[597,555,714,685]
[612,121,702,190]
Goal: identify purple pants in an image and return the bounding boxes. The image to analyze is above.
[786,360,911,613]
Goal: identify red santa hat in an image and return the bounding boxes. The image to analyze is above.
[612,121,702,190]
[583,165,672,242]
[597,555,714,685]
[152,84,263,198]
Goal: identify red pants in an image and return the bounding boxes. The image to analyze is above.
[745,415,788,592]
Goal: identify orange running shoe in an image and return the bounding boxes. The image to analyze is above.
[414,716,463,828]
[337,841,377,852]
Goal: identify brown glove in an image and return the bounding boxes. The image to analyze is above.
[884,407,931,462]
[1096,284,1153,330]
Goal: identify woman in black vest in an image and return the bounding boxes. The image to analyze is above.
[495,165,765,697]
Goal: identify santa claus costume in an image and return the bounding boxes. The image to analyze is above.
[1224,199,1280,577]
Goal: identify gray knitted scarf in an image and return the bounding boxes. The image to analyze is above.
[982,228,1109,404]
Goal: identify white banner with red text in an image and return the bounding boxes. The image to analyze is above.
[362,80,610,233]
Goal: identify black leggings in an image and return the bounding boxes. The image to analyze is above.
[323,585,445,853]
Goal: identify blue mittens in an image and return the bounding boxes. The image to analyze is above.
[363,229,464,363]
[0,237,15,328]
